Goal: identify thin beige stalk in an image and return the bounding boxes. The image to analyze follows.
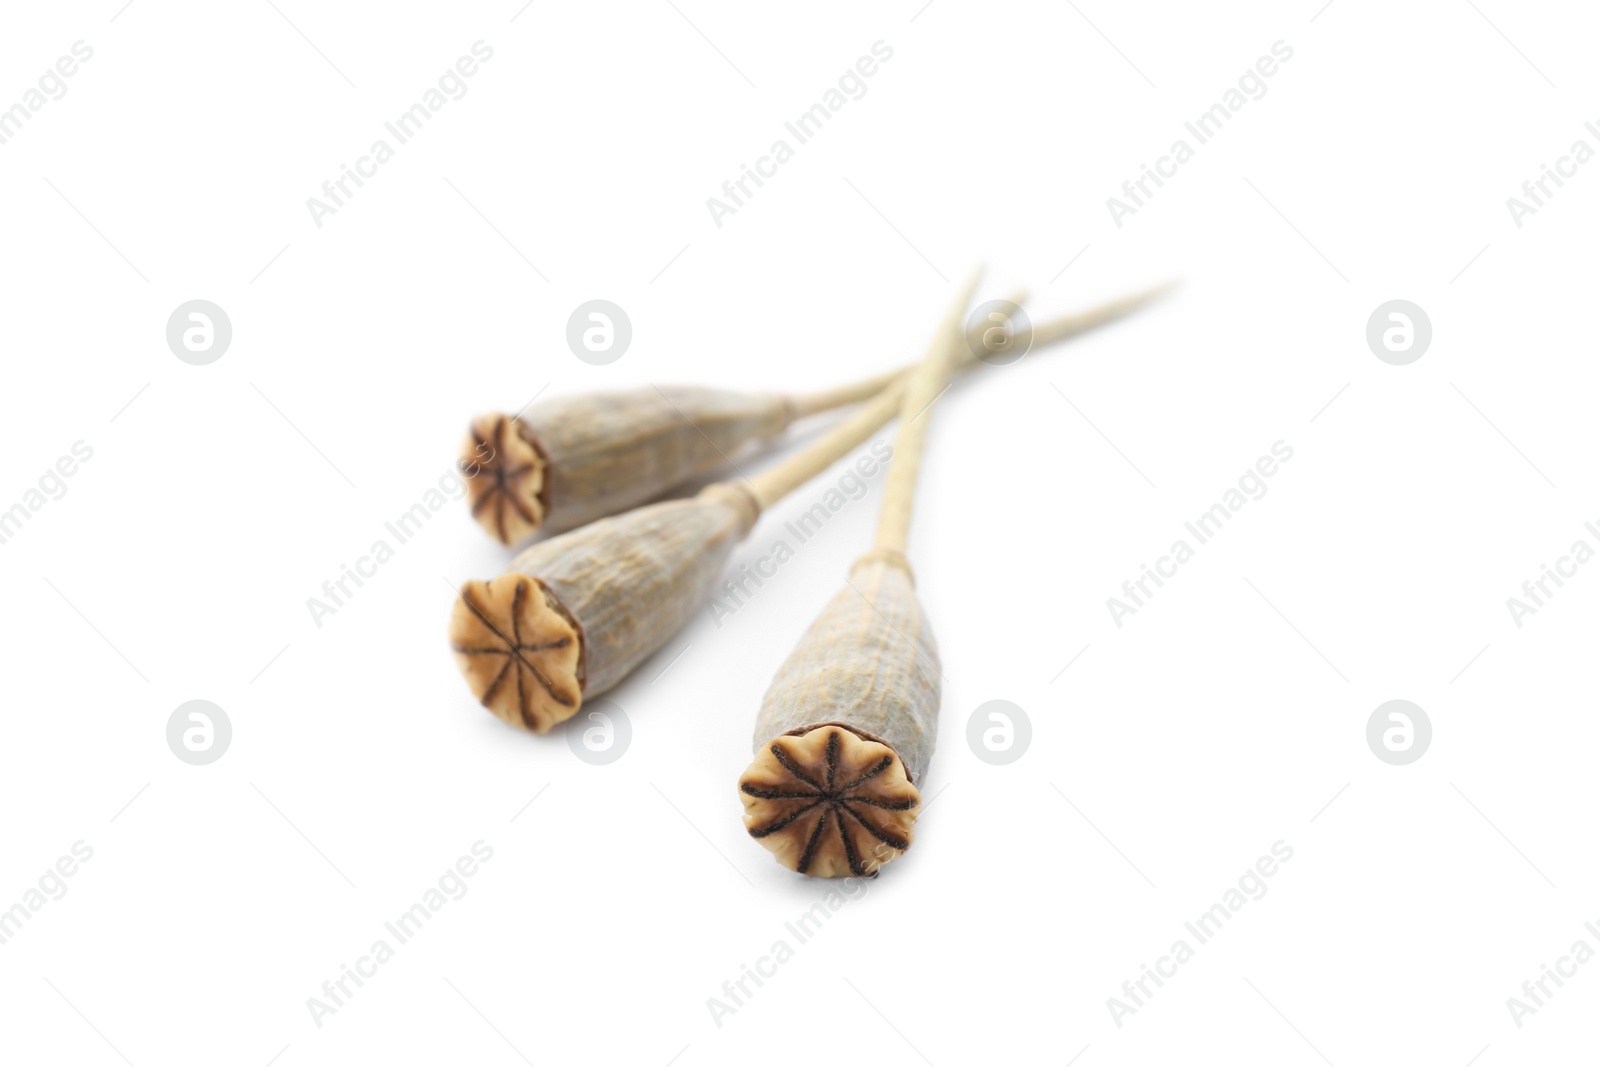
[744,277,1003,511]
[750,278,1165,419]
[873,279,972,554]
[1024,279,1177,350]
[785,369,902,418]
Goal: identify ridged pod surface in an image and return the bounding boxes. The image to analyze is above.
[463,387,788,544]
[739,554,940,877]
[461,283,1174,545]
[449,484,757,732]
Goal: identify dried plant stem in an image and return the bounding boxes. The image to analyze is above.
[786,369,903,418]
[745,277,998,511]
[745,380,905,511]
[873,275,976,554]
[745,280,1178,512]
[1024,279,1176,350]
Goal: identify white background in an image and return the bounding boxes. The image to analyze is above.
[1,1,1597,1064]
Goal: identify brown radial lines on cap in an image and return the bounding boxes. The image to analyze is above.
[462,414,546,545]
[739,726,920,878]
[449,573,584,734]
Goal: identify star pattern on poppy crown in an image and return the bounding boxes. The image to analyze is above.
[739,726,920,878]
[461,414,545,545]
[449,573,584,733]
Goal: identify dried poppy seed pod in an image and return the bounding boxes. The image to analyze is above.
[461,282,1179,547]
[739,266,988,879]
[449,483,757,733]
[739,552,938,878]
[463,380,894,546]
[448,380,911,735]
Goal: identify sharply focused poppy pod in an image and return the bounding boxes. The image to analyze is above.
[738,276,1173,877]
[738,276,970,878]
[738,554,937,877]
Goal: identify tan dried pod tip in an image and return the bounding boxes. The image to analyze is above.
[740,271,976,879]
[450,278,1173,734]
